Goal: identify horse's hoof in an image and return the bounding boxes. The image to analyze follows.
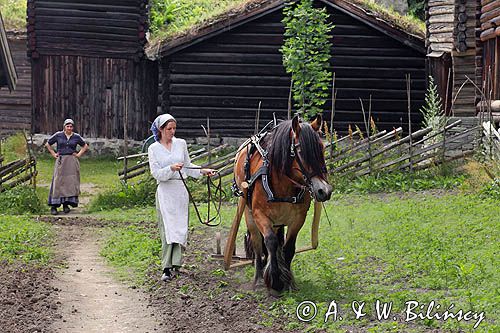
[253,280,266,290]
[268,288,282,298]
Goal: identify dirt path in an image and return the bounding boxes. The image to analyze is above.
[50,225,159,333]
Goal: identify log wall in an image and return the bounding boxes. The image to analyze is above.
[29,0,157,140]
[427,0,455,53]
[0,33,31,138]
[480,0,500,99]
[32,55,158,140]
[27,0,148,60]
[161,7,426,137]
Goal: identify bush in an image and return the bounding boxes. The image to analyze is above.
[480,178,500,200]
[0,186,44,215]
[88,176,157,212]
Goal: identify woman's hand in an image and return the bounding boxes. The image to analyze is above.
[170,163,184,172]
[52,152,59,159]
[201,168,217,177]
[73,152,80,159]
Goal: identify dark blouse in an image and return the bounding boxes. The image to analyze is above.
[47,131,86,155]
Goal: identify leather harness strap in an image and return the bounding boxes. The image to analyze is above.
[234,132,309,206]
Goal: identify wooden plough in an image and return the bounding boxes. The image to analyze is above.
[212,198,324,270]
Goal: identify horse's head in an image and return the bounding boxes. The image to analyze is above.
[269,115,333,202]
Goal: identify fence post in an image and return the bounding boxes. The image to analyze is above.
[407,74,414,176]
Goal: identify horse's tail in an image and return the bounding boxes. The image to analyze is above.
[263,226,296,293]
[244,231,254,259]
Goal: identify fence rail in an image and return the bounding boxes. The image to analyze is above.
[119,143,236,183]
[0,157,37,192]
[119,119,481,184]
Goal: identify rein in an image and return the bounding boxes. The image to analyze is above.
[178,168,225,227]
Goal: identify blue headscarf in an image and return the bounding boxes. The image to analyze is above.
[150,114,176,141]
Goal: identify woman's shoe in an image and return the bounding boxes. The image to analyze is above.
[50,207,58,215]
[161,268,172,282]
[63,205,70,214]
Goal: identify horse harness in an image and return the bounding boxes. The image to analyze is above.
[232,130,315,208]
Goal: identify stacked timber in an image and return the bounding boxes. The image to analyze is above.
[480,0,500,100]
[27,0,148,60]
[426,0,455,114]
[427,0,455,53]
[451,0,481,116]
[0,32,32,138]
[160,3,426,137]
[29,0,158,140]
[480,0,500,42]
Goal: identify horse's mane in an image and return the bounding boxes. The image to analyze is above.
[265,119,326,176]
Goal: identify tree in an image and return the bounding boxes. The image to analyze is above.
[280,0,333,119]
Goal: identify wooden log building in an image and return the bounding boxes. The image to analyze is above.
[28,0,158,140]
[427,0,500,117]
[480,0,500,106]
[0,13,16,92]
[149,0,427,138]
[0,16,22,138]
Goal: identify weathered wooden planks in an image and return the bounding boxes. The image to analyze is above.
[0,33,32,138]
[27,0,148,59]
[32,55,158,140]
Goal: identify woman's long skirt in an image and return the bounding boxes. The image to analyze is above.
[155,180,189,269]
[48,155,80,207]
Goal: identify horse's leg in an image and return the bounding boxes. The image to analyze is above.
[282,219,306,291]
[256,213,292,295]
[244,208,265,288]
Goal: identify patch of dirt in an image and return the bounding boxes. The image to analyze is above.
[0,262,59,333]
[50,225,159,332]
[146,226,300,333]
[3,215,303,332]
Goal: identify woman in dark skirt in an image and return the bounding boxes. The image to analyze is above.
[44,119,89,215]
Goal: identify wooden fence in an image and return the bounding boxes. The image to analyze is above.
[118,143,235,183]
[0,135,38,193]
[119,119,481,184]
[482,121,500,160]
[328,119,479,178]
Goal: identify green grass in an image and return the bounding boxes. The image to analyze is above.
[331,167,466,194]
[36,156,120,189]
[269,193,499,332]
[149,0,425,46]
[149,0,250,41]
[100,226,161,287]
[0,185,44,214]
[0,215,53,264]
[0,0,26,30]
[97,191,499,332]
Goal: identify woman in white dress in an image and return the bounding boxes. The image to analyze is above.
[148,114,216,281]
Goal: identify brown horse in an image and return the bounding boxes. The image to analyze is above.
[233,115,332,294]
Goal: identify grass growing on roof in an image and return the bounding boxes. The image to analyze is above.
[148,0,425,46]
[0,0,26,30]
[149,0,252,41]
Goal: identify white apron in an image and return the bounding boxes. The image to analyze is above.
[148,138,201,246]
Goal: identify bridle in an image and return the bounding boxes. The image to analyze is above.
[178,168,225,227]
[288,129,327,199]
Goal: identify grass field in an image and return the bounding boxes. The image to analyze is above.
[0,215,53,264]
[98,192,499,332]
[1,133,498,331]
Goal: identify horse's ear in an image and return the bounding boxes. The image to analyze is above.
[291,115,301,137]
[310,114,323,132]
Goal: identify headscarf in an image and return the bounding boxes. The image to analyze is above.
[150,114,176,142]
[63,118,74,126]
